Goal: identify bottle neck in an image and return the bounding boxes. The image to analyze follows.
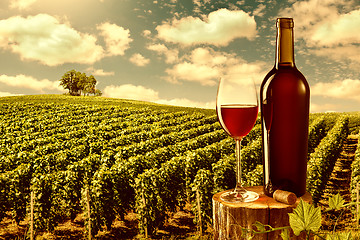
[275,19,295,68]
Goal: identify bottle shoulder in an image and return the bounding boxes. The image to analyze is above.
[260,66,310,98]
[261,66,307,85]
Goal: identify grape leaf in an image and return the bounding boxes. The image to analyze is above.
[328,193,345,211]
[280,229,290,240]
[288,199,321,236]
[253,221,267,232]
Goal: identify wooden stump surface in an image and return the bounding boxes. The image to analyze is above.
[213,186,312,240]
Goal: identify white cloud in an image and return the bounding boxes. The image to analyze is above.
[310,103,339,113]
[156,8,257,46]
[147,43,179,64]
[103,83,214,108]
[165,47,267,86]
[86,67,115,76]
[143,30,152,38]
[279,0,360,63]
[147,43,168,52]
[97,22,133,56]
[129,53,150,67]
[253,4,266,17]
[192,0,212,13]
[312,45,360,65]
[0,74,63,92]
[0,91,22,97]
[310,9,360,46]
[190,47,229,66]
[103,84,159,102]
[193,0,211,7]
[0,14,104,66]
[10,0,37,10]
[155,98,215,109]
[226,62,266,86]
[166,61,220,86]
[279,0,343,34]
[311,79,360,102]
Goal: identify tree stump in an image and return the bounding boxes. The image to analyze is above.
[213,186,312,240]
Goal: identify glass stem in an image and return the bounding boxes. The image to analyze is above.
[235,139,244,192]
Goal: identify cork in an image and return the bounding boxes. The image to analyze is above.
[273,189,297,205]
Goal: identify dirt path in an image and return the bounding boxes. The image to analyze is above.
[319,134,358,231]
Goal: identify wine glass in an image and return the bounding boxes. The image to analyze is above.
[216,76,259,203]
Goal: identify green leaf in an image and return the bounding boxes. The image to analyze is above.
[326,232,352,240]
[253,221,267,232]
[328,193,345,211]
[288,199,321,236]
[280,229,290,240]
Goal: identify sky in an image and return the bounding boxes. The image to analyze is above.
[0,0,360,112]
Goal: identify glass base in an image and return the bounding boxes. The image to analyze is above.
[220,189,259,203]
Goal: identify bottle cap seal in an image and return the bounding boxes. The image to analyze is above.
[277,18,294,28]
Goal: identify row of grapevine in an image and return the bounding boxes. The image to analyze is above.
[307,116,327,156]
[350,135,360,220]
[114,121,221,160]
[189,138,264,231]
[307,116,349,203]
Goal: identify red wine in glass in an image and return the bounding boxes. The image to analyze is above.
[219,104,258,140]
[216,77,259,203]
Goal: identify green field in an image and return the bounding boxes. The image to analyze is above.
[1,94,360,239]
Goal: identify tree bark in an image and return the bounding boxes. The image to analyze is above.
[213,186,312,240]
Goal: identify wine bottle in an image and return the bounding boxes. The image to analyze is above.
[260,18,310,197]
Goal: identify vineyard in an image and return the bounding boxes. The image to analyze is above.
[1,94,360,239]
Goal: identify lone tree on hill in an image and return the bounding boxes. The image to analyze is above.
[59,70,102,96]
